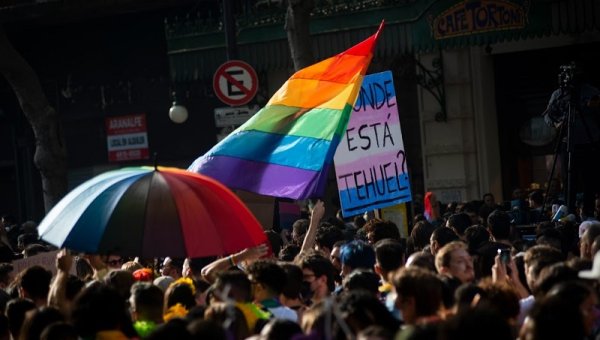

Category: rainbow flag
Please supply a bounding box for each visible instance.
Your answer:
[189,23,383,199]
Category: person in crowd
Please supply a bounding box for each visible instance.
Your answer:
[129,282,164,337]
[339,240,376,281]
[435,241,475,285]
[424,192,442,227]
[294,251,335,306]
[363,219,401,244]
[329,240,346,279]
[163,278,196,321]
[408,220,435,254]
[5,298,35,340]
[0,263,14,291]
[121,260,143,273]
[392,267,444,326]
[338,290,401,336]
[528,190,548,223]
[479,193,502,222]
[430,227,459,256]
[406,252,437,273]
[19,306,64,340]
[259,318,303,340]
[446,213,472,241]
[374,238,405,318]
[246,260,297,322]
[161,257,184,280]
[18,265,52,307]
[580,224,600,260]
[279,263,306,320]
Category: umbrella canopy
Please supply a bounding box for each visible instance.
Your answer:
[38,166,267,258]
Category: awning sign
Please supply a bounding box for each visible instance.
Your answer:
[105,114,150,162]
[334,71,412,217]
[431,0,529,40]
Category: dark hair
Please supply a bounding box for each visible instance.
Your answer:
[260,318,303,340]
[315,224,345,252]
[431,227,459,247]
[295,252,336,293]
[71,283,130,337]
[278,244,300,262]
[20,266,52,301]
[392,267,443,318]
[280,263,303,299]
[165,281,196,311]
[363,219,401,242]
[265,230,283,257]
[40,322,78,340]
[338,290,401,334]
[528,294,585,340]
[410,220,436,250]
[487,210,511,240]
[187,319,226,340]
[5,298,35,339]
[247,260,287,295]
[0,263,14,286]
[19,306,64,340]
[131,282,164,322]
[213,270,252,303]
[529,190,544,205]
[343,269,380,295]
[374,238,405,273]
[447,213,472,236]
[464,225,490,253]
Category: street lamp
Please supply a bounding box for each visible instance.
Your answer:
[169,91,188,123]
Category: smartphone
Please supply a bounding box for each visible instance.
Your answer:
[498,248,511,263]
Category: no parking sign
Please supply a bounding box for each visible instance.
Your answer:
[213,60,258,106]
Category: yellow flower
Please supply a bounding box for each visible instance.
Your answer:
[170,277,196,295]
[163,303,188,322]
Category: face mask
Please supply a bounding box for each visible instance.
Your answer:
[300,281,314,303]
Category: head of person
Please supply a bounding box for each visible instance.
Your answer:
[363,219,401,244]
[130,282,164,324]
[430,227,459,256]
[161,257,184,279]
[315,224,345,257]
[580,224,600,260]
[405,252,437,273]
[529,190,544,208]
[164,279,196,312]
[0,263,14,290]
[329,240,346,273]
[374,238,405,282]
[19,265,52,304]
[392,267,443,325]
[435,241,474,283]
[71,283,130,337]
[19,306,64,340]
[212,270,252,303]
[121,261,143,273]
[105,255,124,270]
[340,240,376,279]
[446,213,472,237]
[487,210,511,241]
[464,225,490,253]
[547,281,598,336]
[246,260,287,302]
[483,193,496,207]
[291,219,309,245]
[342,269,380,296]
[294,252,336,302]
[409,220,436,251]
[103,270,135,301]
[5,298,35,340]
[523,245,565,293]
[279,263,303,303]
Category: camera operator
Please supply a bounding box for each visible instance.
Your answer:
[542,62,600,220]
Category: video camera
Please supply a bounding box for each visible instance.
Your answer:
[558,62,577,90]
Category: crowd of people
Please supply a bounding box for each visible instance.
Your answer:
[0,187,599,339]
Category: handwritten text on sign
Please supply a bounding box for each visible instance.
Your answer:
[334,71,412,217]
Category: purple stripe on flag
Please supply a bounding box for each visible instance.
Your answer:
[191,155,327,199]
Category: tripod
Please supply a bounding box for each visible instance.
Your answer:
[542,65,600,216]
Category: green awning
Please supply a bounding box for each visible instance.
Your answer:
[166,0,600,82]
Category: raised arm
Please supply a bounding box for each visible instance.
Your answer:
[200,243,269,283]
[300,200,325,254]
[47,249,72,313]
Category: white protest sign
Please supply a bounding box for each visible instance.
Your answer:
[334,71,412,217]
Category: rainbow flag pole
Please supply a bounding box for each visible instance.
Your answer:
[189,22,384,199]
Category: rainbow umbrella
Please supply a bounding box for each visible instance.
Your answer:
[38,166,267,258]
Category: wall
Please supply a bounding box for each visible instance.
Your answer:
[417,47,502,205]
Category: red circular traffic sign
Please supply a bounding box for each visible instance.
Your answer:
[213,60,259,106]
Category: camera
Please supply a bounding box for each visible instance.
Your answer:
[558,63,576,89]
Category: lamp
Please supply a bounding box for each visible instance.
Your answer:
[169,91,188,123]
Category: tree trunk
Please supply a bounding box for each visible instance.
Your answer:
[285,0,314,71]
[0,27,67,213]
